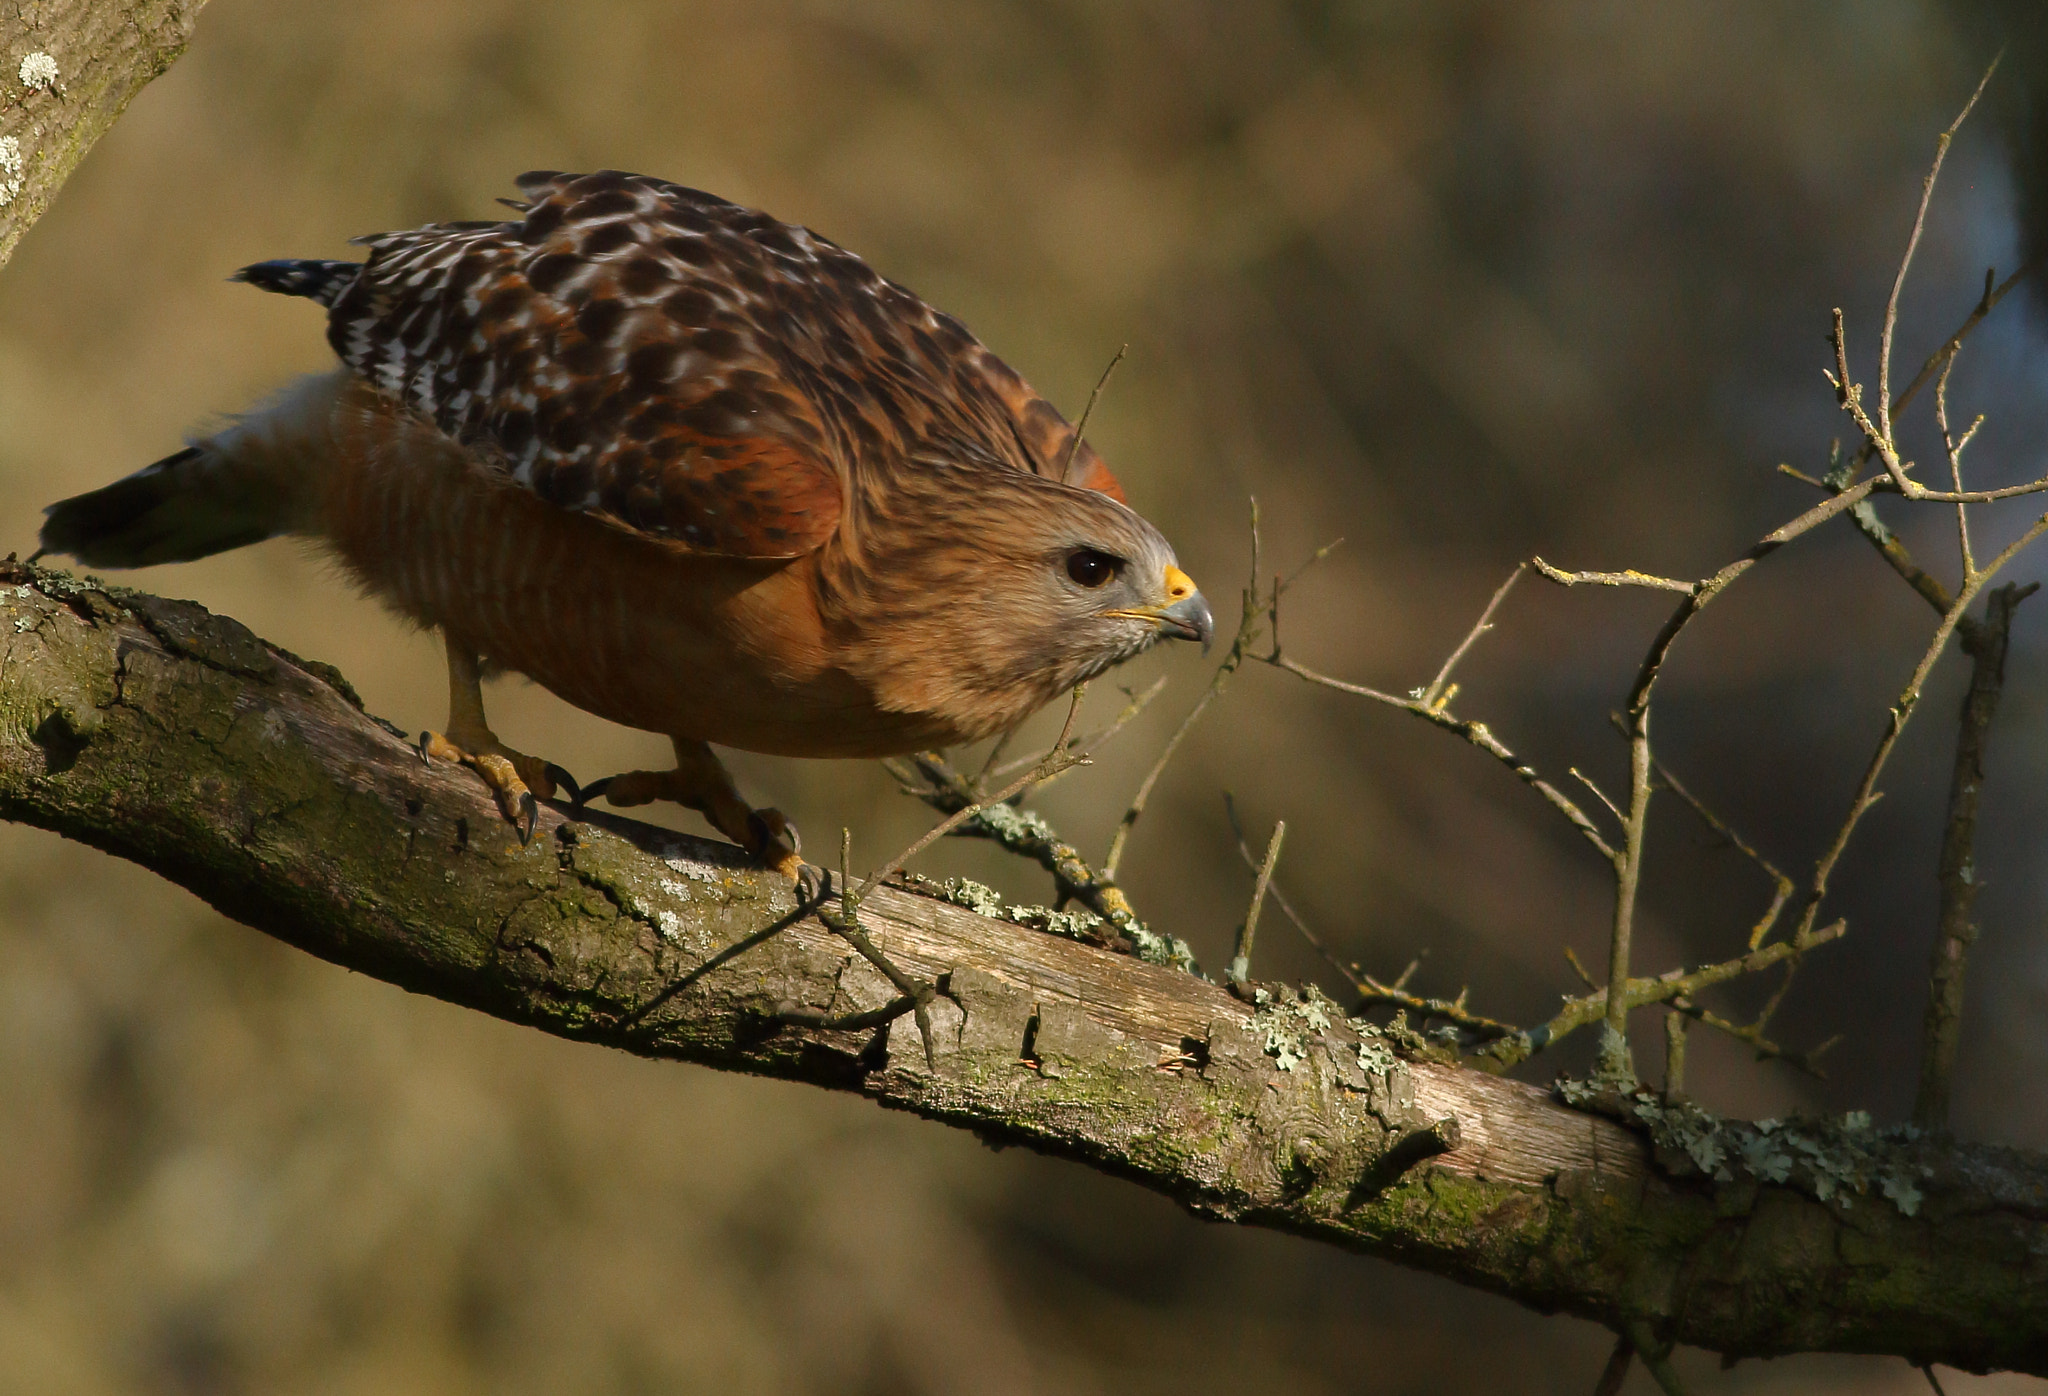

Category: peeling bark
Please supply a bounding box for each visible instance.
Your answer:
[0,564,2042,1374]
[0,0,206,273]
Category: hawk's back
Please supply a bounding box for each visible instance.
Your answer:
[313,170,1122,559]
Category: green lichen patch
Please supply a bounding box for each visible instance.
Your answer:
[922,873,1199,969]
[1249,985,1327,1070]
[1352,1023,1397,1079]
[1555,1082,1930,1216]
[1247,984,1402,1082]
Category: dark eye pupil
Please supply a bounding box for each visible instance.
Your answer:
[1067,550,1116,588]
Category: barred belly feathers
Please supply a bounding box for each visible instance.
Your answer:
[41,170,1214,877]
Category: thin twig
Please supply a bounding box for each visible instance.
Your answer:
[1561,476,2022,1067]
[1221,793,1368,996]
[1483,920,1847,1068]
[1594,1336,1635,1396]
[1533,559,1696,593]
[1601,697,1654,1081]
[1935,347,1979,579]
[1880,56,2000,458]
[1916,580,2036,1128]
[856,686,1087,902]
[974,727,1017,790]
[1824,262,2028,499]
[804,828,942,1069]
[1922,1363,1951,1396]
[1420,563,1526,707]
[1350,979,1523,1043]
[1059,343,1128,480]
[1218,796,1524,1041]
[1228,819,1286,984]
[1662,1009,1689,1102]
[1868,475,2048,504]
[890,746,1153,950]
[1271,656,1617,862]
[1623,725,1796,950]
[1104,498,1267,877]
[1564,946,1599,991]
[1887,263,2028,445]
[1793,513,2048,946]
[1571,767,1626,828]
[1821,438,1958,618]
[1268,468,1964,1072]
[984,675,1169,788]
[1626,1321,1693,1396]
[1265,560,1621,862]
[1669,997,1839,1078]
[1833,306,1916,494]
[1557,948,1828,1072]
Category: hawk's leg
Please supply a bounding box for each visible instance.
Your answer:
[584,738,804,882]
[418,635,575,844]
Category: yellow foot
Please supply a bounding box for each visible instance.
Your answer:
[419,730,576,844]
[583,763,803,883]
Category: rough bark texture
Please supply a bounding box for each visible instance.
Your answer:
[0,562,2042,1374]
[0,0,205,273]
[1916,582,2028,1127]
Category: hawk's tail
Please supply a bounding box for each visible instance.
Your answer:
[39,375,342,568]
[231,258,361,307]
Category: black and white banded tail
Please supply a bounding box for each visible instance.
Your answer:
[39,376,344,568]
[232,258,362,307]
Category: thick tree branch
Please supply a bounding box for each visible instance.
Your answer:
[0,0,208,273]
[0,564,2043,1375]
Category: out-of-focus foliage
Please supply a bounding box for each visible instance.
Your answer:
[1,1,2044,1390]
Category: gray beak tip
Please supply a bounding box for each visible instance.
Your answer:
[1161,591,1215,651]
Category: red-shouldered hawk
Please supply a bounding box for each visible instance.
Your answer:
[40,170,1213,879]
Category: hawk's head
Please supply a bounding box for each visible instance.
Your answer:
[830,468,1211,742]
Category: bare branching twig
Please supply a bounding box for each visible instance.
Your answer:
[1634,741,1795,950]
[1532,560,1695,593]
[1228,819,1286,985]
[1059,343,1128,480]
[1105,499,1296,876]
[1484,921,1847,1068]
[856,686,1089,902]
[1264,564,1619,863]
[1421,563,1525,707]
[1793,515,2048,949]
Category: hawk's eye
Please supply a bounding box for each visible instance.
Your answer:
[1065,549,1119,588]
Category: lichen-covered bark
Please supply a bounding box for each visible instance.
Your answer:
[0,0,205,272]
[0,563,2042,1375]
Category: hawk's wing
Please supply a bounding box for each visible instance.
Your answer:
[326,169,1121,557]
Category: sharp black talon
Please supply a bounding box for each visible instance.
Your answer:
[795,862,827,906]
[518,790,539,845]
[578,776,615,808]
[416,731,434,765]
[543,762,581,806]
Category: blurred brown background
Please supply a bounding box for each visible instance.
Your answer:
[3,1,2046,1391]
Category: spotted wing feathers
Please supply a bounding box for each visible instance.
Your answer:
[309,169,1120,556]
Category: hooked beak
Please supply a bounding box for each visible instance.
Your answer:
[1140,564,1215,652]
